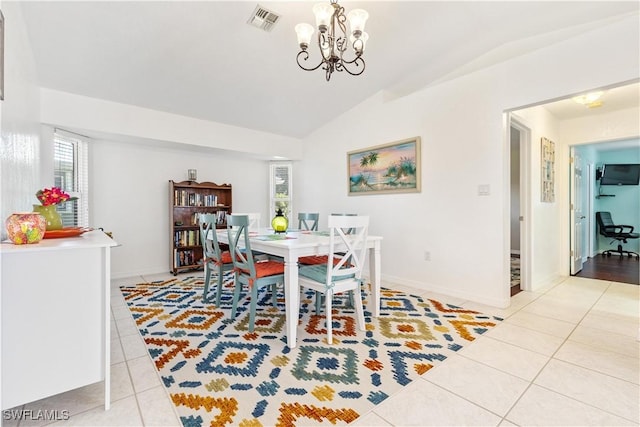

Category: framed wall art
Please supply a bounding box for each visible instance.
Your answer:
[347,136,421,195]
[541,137,555,203]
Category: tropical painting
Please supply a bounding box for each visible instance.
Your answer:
[347,137,421,195]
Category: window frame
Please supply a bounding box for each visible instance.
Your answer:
[53,129,89,227]
[269,162,292,221]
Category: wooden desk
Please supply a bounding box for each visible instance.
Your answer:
[218,229,382,348]
[1,230,117,410]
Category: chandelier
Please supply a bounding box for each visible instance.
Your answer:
[295,0,369,81]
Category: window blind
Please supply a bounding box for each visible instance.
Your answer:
[269,162,292,217]
[54,130,90,227]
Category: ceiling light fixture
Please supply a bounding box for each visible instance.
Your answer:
[295,0,369,81]
[573,91,604,108]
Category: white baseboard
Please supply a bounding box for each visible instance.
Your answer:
[379,273,511,309]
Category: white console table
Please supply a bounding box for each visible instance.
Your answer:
[1,230,117,410]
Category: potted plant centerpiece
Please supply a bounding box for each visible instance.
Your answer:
[33,187,77,230]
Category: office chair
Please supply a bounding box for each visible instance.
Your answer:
[595,212,639,259]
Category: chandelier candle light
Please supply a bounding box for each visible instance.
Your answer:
[295,0,369,81]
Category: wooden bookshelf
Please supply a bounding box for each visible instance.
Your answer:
[169,180,232,275]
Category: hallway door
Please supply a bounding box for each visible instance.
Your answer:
[570,150,586,275]
[510,116,530,292]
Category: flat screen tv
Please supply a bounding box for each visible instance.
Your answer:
[600,163,640,185]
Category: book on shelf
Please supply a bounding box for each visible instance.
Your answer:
[173,230,200,247]
[173,190,218,207]
[174,249,196,267]
[216,210,226,225]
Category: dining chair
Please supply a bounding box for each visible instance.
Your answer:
[231,212,260,231]
[297,212,326,268]
[300,213,358,312]
[298,214,369,344]
[227,214,284,331]
[298,212,319,231]
[299,213,358,312]
[331,213,357,235]
[198,213,235,306]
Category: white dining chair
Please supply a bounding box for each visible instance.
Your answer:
[298,214,369,344]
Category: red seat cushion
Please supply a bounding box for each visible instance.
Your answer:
[238,260,285,278]
[299,255,328,265]
[298,255,343,266]
[205,251,234,265]
[219,251,234,264]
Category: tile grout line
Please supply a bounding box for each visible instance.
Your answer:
[116,279,183,426]
[500,279,639,424]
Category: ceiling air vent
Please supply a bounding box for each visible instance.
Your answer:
[247,4,280,32]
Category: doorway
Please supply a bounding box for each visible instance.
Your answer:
[571,139,640,284]
[509,117,531,296]
[507,81,639,293]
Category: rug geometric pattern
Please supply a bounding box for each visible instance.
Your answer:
[120,274,502,427]
[511,256,521,288]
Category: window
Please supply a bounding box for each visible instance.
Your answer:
[53,130,89,227]
[269,162,292,220]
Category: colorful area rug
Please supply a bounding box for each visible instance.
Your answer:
[120,275,502,426]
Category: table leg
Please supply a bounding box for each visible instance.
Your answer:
[369,242,381,317]
[284,255,299,348]
[103,247,111,410]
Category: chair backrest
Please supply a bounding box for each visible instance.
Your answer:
[325,215,369,285]
[596,211,614,236]
[226,214,258,278]
[298,212,319,231]
[232,212,260,231]
[198,213,223,262]
[331,213,357,234]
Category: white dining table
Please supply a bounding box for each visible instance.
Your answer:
[217,228,382,348]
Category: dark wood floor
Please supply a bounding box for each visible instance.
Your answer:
[574,254,640,285]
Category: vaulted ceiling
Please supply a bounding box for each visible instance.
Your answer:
[19,1,640,139]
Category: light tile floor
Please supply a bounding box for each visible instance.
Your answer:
[5,274,638,426]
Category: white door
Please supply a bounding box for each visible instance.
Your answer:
[570,151,585,274]
[510,116,530,292]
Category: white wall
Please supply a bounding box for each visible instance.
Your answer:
[91,138,270,278]
[0,0,42,408]
[511,107,565,288]
[0,2,42,240]
[560,107,640,146]
[297,13,639,307]
[39,89,303,161]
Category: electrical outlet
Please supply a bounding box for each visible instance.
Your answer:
[478,184,490,196]
[424,251,431,261]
